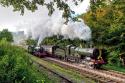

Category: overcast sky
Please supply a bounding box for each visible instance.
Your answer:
[0,0,90,32]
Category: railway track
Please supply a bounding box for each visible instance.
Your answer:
[31,58,74,83]
[44,57,125,83]
[98,69,125,80]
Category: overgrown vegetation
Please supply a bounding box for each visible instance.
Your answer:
[0,39,56,83]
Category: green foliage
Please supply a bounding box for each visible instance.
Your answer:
[0,0,83,22]
[83,0,125,47]
[0,29,13,42]
[26,38,37,46]
[0,39,54,83]
[103,64,125,73]
[41,35,86,47]
[108,50,121,67]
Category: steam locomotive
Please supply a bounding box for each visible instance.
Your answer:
[28,45,107,69]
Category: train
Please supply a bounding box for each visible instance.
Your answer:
[28,45,107,69]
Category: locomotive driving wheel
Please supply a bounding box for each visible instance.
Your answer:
[82,60,95,69]
[74,53,81,63]
[88,62,95,69]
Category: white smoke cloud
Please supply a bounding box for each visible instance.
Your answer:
[23,11,91,45]
[15,0,91,45]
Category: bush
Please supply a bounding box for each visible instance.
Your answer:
[108,50,122,67]
[0,29,13,42]
[0,39,51,83]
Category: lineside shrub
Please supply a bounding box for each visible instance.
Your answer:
[0,39,52,83]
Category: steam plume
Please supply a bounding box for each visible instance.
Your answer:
[25,12,91,45]
[15,0,91,45]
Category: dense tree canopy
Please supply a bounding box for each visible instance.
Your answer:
[83,0,125,48]
[0,29,13,42]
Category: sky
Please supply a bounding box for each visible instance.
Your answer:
[0,0,90,32]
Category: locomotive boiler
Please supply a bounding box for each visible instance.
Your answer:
[53,45,107,68]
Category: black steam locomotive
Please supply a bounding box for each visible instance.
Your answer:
[28,45,107,69]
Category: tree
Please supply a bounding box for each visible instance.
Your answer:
[0,0,83,22]
[41,35,86,47]
[83,0,125,46]
[26,38,37,46]
[0,29,13,42]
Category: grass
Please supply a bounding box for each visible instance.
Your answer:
[30,55,96,83]
[33,63,63,83]
[103,64,125,73]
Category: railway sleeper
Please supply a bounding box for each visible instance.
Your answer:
[43,58,125,83]
[85,74,106,83]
